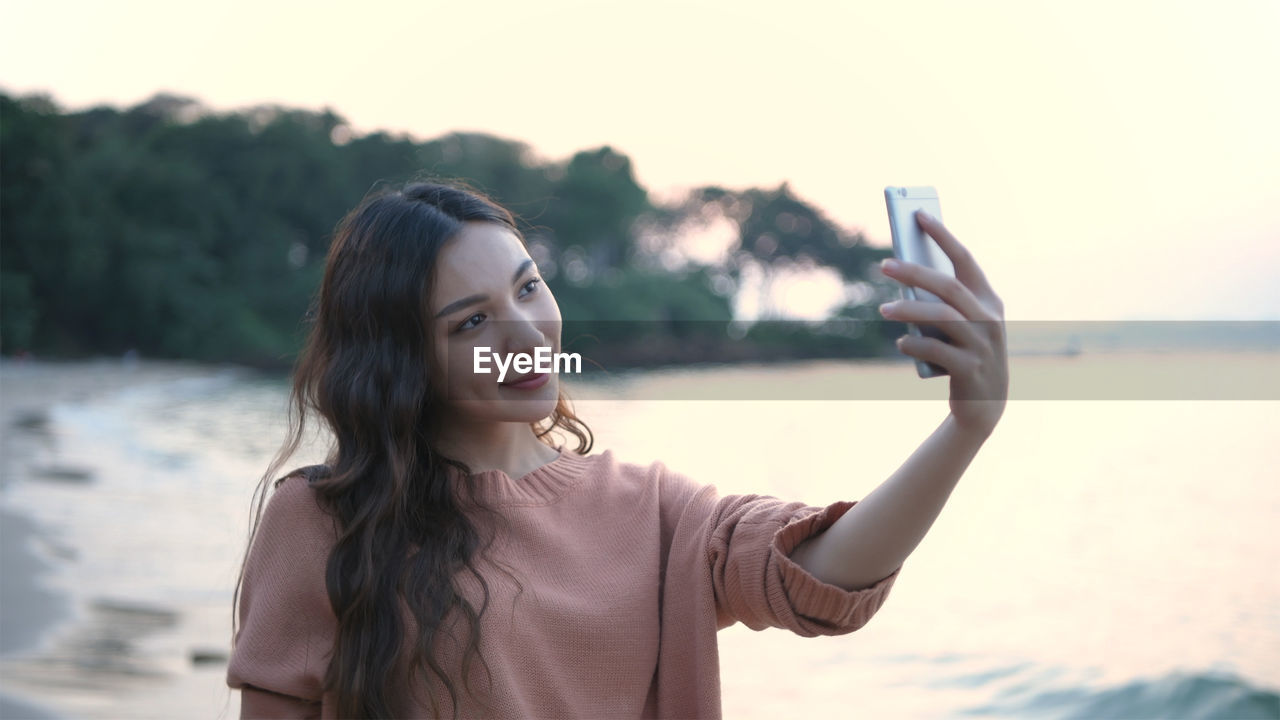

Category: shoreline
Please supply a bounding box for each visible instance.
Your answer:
[0,506,70,719]
[0,357,247,718]
[0,507,73,658]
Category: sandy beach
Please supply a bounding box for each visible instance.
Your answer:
[0,358,246,719]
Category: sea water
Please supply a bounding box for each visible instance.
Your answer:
[1,353,1277,719]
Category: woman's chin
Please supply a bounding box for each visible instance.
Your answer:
[449,376,562,424]
[488,394,560,424]
[509,396,561,424]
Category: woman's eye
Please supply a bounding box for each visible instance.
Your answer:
[451,279,539,332]
[457,313,485,331]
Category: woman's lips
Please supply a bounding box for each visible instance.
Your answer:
[501,372,550,390]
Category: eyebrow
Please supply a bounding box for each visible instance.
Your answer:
[434,259,536,319]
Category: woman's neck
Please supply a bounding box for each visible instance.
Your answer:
[434,421,560,479]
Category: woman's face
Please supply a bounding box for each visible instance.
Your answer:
[428,221,562,426]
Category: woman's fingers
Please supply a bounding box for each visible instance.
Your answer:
[896,332,972,374]
[880,259,995,323]
[878,299,987,350]
[913,211,1001,307]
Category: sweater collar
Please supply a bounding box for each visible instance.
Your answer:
[450,446,597,506]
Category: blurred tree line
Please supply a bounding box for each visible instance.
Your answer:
[1,91,905,369]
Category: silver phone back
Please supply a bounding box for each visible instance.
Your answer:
[884,186,953,377]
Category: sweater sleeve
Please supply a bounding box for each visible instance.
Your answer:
[660,466,901,637]
[227,475,338,717]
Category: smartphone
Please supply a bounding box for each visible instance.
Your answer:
[884,186,955,378]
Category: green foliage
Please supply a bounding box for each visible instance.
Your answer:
[680,182,889,281]
[552,266,732,349]
[1,91,893,366]
[539,146,649,274]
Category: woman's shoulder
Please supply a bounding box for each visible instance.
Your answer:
[239,469,339,611]
[573,448,664,480]
[273,463,330,492]
[255,466,339,544]
[576,449,707,499]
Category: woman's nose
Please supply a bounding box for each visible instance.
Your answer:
[500,312,550,357]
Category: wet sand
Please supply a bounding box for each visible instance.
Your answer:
[0,507,70,718]
[0,507,72,657]
[0,358,243,719]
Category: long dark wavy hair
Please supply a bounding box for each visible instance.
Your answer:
[231,179,593,718]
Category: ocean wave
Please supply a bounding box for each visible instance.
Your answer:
[963,668,1280,720]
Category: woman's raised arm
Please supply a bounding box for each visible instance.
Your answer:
[790,211,1008,591]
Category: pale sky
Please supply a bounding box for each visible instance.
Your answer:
[3,0,1277,321]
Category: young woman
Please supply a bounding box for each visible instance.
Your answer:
[226,181,1009,718]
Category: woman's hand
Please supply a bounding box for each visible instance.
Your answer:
[878,210,1008,438]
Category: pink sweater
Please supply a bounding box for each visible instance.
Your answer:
[227,448,901,718]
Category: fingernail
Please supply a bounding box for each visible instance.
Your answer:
[917,210,933,222]
[881,259,899,272]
